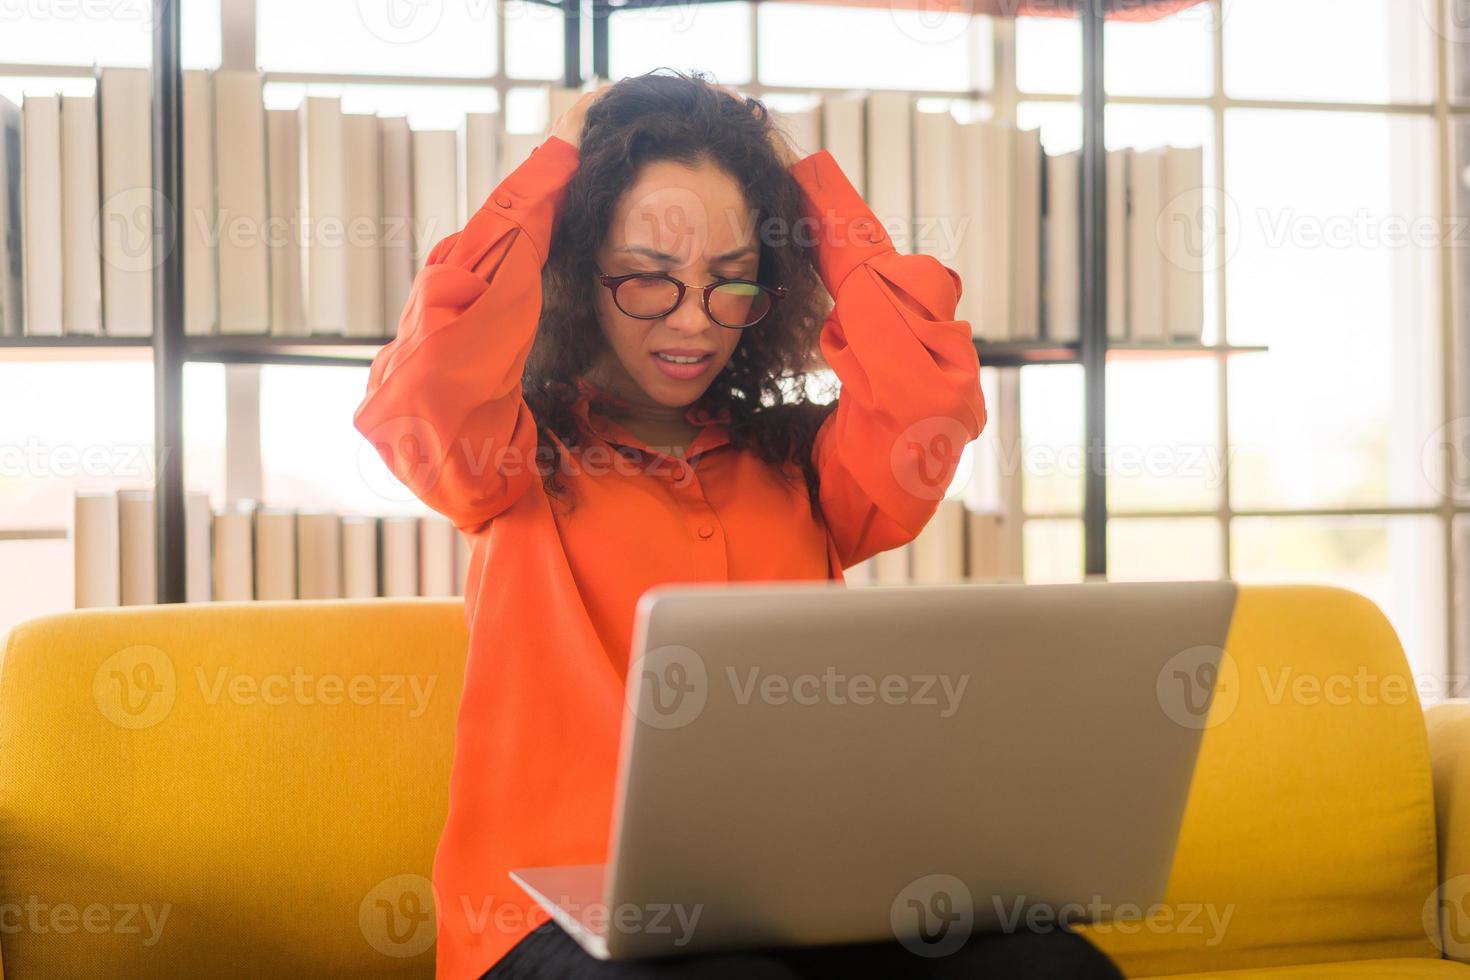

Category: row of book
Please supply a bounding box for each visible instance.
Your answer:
[0,76,1203,344]
[72,489,468,607]
[0,68,585,339]
[845,499,1015,585]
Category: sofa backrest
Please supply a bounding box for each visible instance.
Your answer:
[0,597,466,978]
[1078,585,1442,974]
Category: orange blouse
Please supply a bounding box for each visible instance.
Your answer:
[352,133,986,979]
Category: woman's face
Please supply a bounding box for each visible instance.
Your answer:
[590,157,759,409]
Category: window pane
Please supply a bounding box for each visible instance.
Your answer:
[1107,360,1222,512]
[1023,519,1083,583]
[758,4,983,91]
[1226,110,1440,509]
[1231,516,1447,694]
[1109,517,1223,582]
[1020,365,1083,516]
[0,539,72,638]
[505,0,565,81]
[260,366,426,517]
[0,0,217,68]
[1017,8,1216,98]
[614,3,752,86]
[1223,0,1434,104]
[258,0,497,77]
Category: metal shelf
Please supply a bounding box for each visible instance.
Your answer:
[971,340,1267,369]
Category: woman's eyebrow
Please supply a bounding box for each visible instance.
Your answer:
[614,244,758,264]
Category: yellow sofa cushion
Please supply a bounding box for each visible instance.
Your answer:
[0,597,466,978]
[1078,585,1443,975]
[1153,959,1470,979]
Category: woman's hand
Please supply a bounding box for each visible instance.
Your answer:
[712,83,800,168]
[548,82,614,150]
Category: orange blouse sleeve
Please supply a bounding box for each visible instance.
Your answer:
[786,149,987,570]
[352,135,581,534]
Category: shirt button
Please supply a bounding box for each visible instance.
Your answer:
[697,524,714,539]
[494,193,513,208]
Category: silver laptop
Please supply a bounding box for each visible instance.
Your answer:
[511,579,1237,961]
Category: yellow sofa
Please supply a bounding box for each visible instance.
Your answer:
[0,585,1468,978]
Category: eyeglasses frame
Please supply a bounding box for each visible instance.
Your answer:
[595,268,787,329]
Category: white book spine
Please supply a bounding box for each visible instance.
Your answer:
[254,508,297,600]
[343,113,385,339]
[873,543,910,585]
[380,515,420,598]
[341,516,380,598]
[964,120,1012,341]
[266,108,305,337]
[182,70,217,336]
[22,94,63,336]
[418,515,455,597]
[1127,147,1168,342]
[965,508,1005,579]
[412,130,461,273]
[300,96,347,335]
[185,490,212,602]
[1010,127,1043,341]
[496,132,541,184]
[1044,150,1080,343]
[845,556,875,586]
[0,95,22,336]
[458,111,498,223]
[865,91,912,255]
[772,103,822,161]
[215,70,271,335]
[914,109,962,280]
[60,94,101,336]
[297,510,343,599]
[98,67,153,337]
[1162,145,1206,343]
[911,497,965,583]
[820,93,866,198]
[454,529,471,596]
[1106,148,1130,341]
[117,488,156,605]
[379,116,413,338]
[73,490,120,608]
[212,507,254,601]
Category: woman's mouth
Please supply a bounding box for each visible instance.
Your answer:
[650,350,714,381]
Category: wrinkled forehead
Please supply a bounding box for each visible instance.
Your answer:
[603,159,761,267]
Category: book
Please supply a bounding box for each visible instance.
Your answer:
[1106,148,1131,341]
[117,488,155,605]
[845,556,875,586]
[411,129,459,273]
[454,529,470,596]
[22,93,62,336]
[73,490,120,608]
[212,504,254,601]
[297,510,342,599]
[182,69,217,335]
[343,112,384,339]
[418,515,455,597]
[865,91,912,255]
[1127,147,1168,342]
[820,93,866,197]
[457,111,497,222]
[98,67,153,337]
[300,96,347,335]
[1010,126,1043,341]
[379,116,413,336]
[215,70,271,335]
[1044,149,1080,343]
[961,119,1012,341]
[341,515,380,598]
[60,94,101,336]
[0,94,19,336]
[185,490,211,602]
[497,132,541,183]
[254,506,296,600]
[914,109,963,285]
[266,108,305,337]
[965,508,1005,579]
[872,543,910,585]
[380,515,419,597]
[772,102,822,160]
[911,497,965,583]
[1162,145,1206,343]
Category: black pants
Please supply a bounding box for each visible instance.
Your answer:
[481,920,1124,980]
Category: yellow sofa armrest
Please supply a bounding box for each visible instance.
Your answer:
[1426,700,1470,962]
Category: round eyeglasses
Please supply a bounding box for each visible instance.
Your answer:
[596,268,786,329]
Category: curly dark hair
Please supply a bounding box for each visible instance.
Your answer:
[523,68,839,519]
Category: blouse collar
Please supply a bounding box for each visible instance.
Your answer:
[571,375,731,434]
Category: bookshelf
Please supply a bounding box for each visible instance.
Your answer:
[3,0,1230,601]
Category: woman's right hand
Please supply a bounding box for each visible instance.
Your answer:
[549,82,614,150]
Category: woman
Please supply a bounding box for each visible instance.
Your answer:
[353,69,1122,980]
